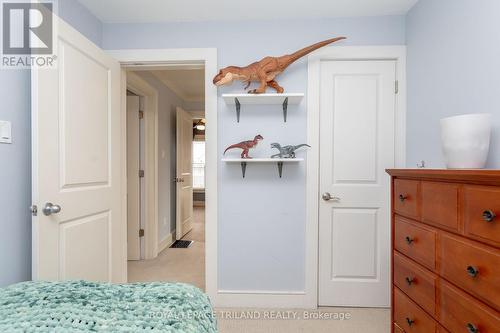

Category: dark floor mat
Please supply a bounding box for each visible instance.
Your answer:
[170,240,194,248]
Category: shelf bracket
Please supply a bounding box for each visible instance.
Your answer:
[277,162,284,178]
[240,161,247,178]
[235,98,241,123]
[282,97,288,122]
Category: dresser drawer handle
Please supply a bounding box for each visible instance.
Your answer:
[466,323,479,333]
[405,277,415,285]
[406,317,415,326]
[399,194,408,202]
[466,266,479,278]
[482,210,496,222]
[405,236,414,245]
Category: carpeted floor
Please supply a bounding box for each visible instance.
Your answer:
[216,307,390,333]
[127,206,205,290]
[128,207,391,332]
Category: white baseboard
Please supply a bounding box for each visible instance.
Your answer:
[213,290,316,309]
[158,232,174,254]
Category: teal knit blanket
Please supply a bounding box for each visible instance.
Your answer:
[0,280,217,332]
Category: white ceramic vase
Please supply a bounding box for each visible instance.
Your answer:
[440,114,491,169]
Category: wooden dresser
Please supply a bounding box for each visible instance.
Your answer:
[387,169,500,333]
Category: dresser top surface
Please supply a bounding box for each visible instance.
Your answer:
[386,169,500,184]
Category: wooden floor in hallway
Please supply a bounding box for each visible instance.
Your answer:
[128,206,205,290]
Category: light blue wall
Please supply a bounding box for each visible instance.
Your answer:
[0,71,32,287]
[103,16,406,291]
[0,0,104,287]
[59,0,103,47]
[406,0,500,168]
[3,0,498,292]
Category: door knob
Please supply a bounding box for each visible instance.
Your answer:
[322,193,340,202]
[43,203,61,216]
[405,277,415,286]
[466,323,479,333]
[406,318,415,326]
[466,265,479,278]
[482,210,496,222]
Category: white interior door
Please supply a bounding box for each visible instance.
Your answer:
[318,60,396,307]
[127,96,141,260]
[32,18,125,282]
[176,107,194,240]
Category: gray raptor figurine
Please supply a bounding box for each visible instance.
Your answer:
[270,143,311,158]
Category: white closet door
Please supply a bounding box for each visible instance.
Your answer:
[318,60,396,307]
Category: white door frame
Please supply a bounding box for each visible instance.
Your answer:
[109,48,218,302]
[306,46,406,308]
[126,72,159,260]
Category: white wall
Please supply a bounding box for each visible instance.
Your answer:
[103,16,406,292]
[406,0,500,168]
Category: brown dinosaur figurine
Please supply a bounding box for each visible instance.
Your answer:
[224,135,264,159]
[213,37,346,94]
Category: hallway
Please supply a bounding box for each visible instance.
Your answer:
[128,207,205,290]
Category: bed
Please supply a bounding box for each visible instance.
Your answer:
[0,280,217,332]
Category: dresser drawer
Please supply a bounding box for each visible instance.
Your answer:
[464,185,500,247]
[394,179,420,219]
[394,288,437,333]
[439,280,500,333]
[440,233,500,310]
[436,325,449,333]
[393,323,405,333]
[421,182,459,231]
[394,252,437,315]
[395,217,436,270]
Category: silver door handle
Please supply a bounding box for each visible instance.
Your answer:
[43,202,61,216]
[322,193,340,202]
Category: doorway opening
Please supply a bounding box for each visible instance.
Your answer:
[125,65,207,291]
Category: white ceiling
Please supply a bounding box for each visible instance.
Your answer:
[78,0,418,23]
[150,69,205,102]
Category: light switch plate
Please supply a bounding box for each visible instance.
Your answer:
[0,121,12,144]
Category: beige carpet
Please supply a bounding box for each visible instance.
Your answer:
[129,207,390,332]
[128,206,205,290]
[216,307,390,333]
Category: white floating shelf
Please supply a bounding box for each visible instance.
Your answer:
[222,93,304,122]
[222,158,303,163]
[222,158,303,178]
[223,93,304,105]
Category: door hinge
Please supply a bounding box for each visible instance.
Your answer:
[395,80,399,94]
[139,170,145,178]
[139,110,144,119]
[139,229,145,237]
[30,205,38,216]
